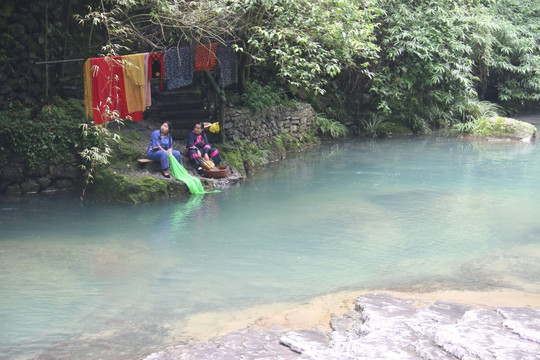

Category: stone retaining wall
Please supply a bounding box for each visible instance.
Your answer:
[0,152,81,196]
[223,104,316,145]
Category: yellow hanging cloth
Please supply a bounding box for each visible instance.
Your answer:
[83,59,93,119]
[122,54,147,114]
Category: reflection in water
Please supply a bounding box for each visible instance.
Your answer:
[170,195,204,232]
[1,122,540,359]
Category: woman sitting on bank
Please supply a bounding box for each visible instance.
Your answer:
[186,122,221,170]
[147,121,183,178]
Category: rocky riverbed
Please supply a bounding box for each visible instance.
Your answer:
[143,292,540,360]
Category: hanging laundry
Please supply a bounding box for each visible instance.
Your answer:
[90,56,129,123]
[143,53,152,107]
[216,40,238,88]
[122,53,147,118]
[194,43,217,71]
[148,52,164,90]
[83,59,93,119]
[164,47,195,90]
[89,56,143,123]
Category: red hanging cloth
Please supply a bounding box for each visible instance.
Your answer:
[194,43,217,71]
[90,56,142,123]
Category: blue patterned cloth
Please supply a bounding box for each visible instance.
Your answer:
[164,47,195,90]
[216,41,238,88]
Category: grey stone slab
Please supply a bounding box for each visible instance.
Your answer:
[143,293,540,360]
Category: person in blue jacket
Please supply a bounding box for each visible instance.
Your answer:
[186,122,221,170]
[147,121,183,178]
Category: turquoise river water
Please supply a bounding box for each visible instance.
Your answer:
[1,115,539,359]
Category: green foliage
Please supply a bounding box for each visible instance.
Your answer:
[489,0,540,108]
[452,99,503,134]
[370,0,481,132]
[314,114,348,139]
[308,88,355,124]
[369,0,539,131]
[75,0,539,135]
[76,0,236,55]
[79,0,380,95]
[234,139,271,169]
[78,117,123,199]
[359,113,389,138]
[0,97,120,199]
[453,116,537,139]
[239,0,381,94]
[219,145,246,174]
[0,98,85,168]
[240,81,286,112]
[455,99,506,123]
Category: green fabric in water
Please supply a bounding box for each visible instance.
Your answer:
[168,154,220,194]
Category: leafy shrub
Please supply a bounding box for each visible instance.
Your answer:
[456,99,506,123]
[240,81,286,112]
[0,97,118,199]
[0,98,85,168]
[359,113,390,138]
[454,117,521,137]
[453,100,506,134]
[234,140,270,169]
[314,114,348,139]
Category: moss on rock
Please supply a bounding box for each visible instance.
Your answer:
[473,117,537,142]
[220,145,247,176]
[90,168,189,203]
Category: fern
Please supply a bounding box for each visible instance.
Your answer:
[314,114,348,139]
[360,113,389,138]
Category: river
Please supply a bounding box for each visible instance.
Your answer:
[1,114,539,359]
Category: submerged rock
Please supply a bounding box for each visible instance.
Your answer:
[143,293,540,360]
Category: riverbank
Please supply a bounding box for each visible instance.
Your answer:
[144,289,540,359]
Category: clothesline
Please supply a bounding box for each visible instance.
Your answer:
[84,41,238,124]
[35,58,84,65]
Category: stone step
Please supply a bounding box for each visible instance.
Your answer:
[153,100,206,112]
[155,89,202,102]
[160,109,212,122]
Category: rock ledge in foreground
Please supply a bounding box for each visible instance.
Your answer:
[143,293,540,360]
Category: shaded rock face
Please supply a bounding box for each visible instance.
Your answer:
[143,293,540,360]
[0,150,81,196]
[0,1,93,108]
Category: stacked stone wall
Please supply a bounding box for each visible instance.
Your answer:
[223,104,316,145]
[0,152,81,196]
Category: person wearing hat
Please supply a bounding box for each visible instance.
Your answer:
[186,122,221,170]
[147,121,183,178]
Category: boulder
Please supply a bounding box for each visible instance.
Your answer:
[482,117,537,142]
[37,177,51,190]
[0,180,11,193]
[55,165,80,179]
[0,166,25,183]
[20,179,40,194]
[50,178,74,191]
[4,184,21,196]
